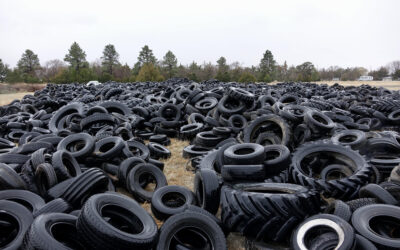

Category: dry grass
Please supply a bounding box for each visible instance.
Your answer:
[0,92,34,106]
[0,83,45,94]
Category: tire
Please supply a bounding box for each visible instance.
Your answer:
[263,145,291,176]
[304,110,335,133]
[151,185,196,221]
[118,157,145,185]
[48,103,84,133]
[243,114,292,146]
[0,200,33,250]
[319,164,353,180]
[22,213,84,250]
[35,163,58,197]
[0,189,45,214]
[180,123,204,139]
[352,204,400,249]
[148,142,171,160]
[346,198,378,212]
[99,101,131,115]
[127,163,168,202]
[291,214,354,250]
[94,136,125,159]
[57,133,95,159]
[195,131,223,148]
[221,183,321,242]
[77,192,158,250]
[0,163,27,190]
[157,211,226,250]
[32,198,72,218]
[61,168,109,208]
[182,145,210,159]
[308,232,338,250]
[324,200,352,222]
[193,169,220,215]
[354,234,377,250]
[290,141,372,200]
[227,87,255,103]
[359,183,398,205]
[223,143,265,165]
[126,140,150,160]
[221,164,266,182]
[331,129,367,150]
[51,150,81,182]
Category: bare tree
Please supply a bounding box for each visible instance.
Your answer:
[387,60,400,74]
[40,59,67,81]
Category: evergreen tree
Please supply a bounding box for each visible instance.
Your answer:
[215,56,231,82]
[259,50,276,82]
[17,49,41,75]
[137,45,157,66]
[64,42,88,71]
[162,50,178,78]
[101,44,120,75]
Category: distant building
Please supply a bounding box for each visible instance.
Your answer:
[382,76,392,81]
[332,78,340,81]
[359,75,373,81]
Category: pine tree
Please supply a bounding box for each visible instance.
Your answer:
[17,49,41,74]
[64,42,88,71]
[259,50,276,82]
[162,50,178,78]
[216,56,230,82]
[136,63,164,82]
[101,44,120,75]
[137,45,157,66]
[0,59,9,82]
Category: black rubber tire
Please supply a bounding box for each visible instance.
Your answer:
[223,143,265,165]
[354,234,377,250]
[0,189,45,214]
[48,103,84,133]
[35,163,58,197]
[126,140,150,160]
[99,101,131,115]
[263,145,291,176]
[221,183,321,242]
[151,185,196,221]
[127,163,168,202]
[324,200,352,222]
[118,157,145,185]
[180,123,204,139]
[77,192,158,250]
[157,211,226,250]
[331,129,367,150]
[243,114,292,146]
[61,168,109,208]
[23,213,83,250]
[359,183,398,205]
[0,163,27,190]
[290,141,372,200]
[184,204,229,236]
[193,169,220,215]
[195,131,223,148]
[292,214,354,250]
[32,198,72,218]
[304,110,335,133]
[221,164,266,182]
[352,204,400,249]
[94,136,125,159]
[51,150,81,182]
[148,142,171,160]
[57,133,95,159]
[346,198,378,212]
[227,87,255,103]
[0,200,33,250]
[80,113,115,130]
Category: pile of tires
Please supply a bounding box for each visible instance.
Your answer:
[1,79,400,249]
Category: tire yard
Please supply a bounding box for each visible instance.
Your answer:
[1,79,400,249]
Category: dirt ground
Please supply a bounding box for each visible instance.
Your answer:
[1,80,399,250]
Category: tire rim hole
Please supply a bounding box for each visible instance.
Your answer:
[0,212,19,248]
[369,216,400,239]
[101,205,144,234]
[170,227,212,249]
[50,222,86,250]
[161,192,186,208]
[338,135,357,143]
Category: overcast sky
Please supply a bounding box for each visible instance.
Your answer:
[0,0,399,70]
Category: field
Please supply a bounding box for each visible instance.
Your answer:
[1,80,399,250]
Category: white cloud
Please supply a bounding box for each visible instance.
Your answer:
[0,0,399,69]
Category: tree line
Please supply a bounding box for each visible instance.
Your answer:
[0,42,399,83]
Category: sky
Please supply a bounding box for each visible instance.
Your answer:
[0,0,399,70]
